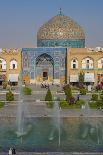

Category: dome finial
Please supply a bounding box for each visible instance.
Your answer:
[58,8,64,16]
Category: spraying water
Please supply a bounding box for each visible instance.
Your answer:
[16,72,27,137]
[49,99,61,147]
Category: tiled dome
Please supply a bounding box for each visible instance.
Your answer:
[37,10,85,47]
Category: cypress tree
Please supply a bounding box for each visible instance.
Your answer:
[45,88,52,101]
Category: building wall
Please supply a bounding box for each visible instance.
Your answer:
[0,49,21,82]
[67,48,103,85]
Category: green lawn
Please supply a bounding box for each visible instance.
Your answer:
[59,99,85,109]
[0,101,5,108]
[88,100,103,109]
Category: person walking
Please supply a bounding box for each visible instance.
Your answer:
[8,148,12,155]
[12,147,16,154]
[77,94,80,101]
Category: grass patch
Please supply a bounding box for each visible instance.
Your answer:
[0,101,5,108]
[88,100,103,109]
[59,99,85,109]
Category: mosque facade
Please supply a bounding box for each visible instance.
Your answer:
[22,10,86,84]
[0,10,103,86]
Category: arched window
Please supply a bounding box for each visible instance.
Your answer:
[71,58,78,69]
[0,58,6,70]
[10,59,17,69]
[82,57,93,69]
[98,58,103,69]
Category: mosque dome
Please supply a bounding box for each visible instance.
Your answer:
[37,9,85,48]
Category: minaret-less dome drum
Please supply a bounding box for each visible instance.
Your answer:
[37,9,85,48]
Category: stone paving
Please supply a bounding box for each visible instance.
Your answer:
[0,103,103,118]
[0,152,103,155]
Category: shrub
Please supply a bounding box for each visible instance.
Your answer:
[91,94,98,101]
[100,94,103,100]
[101,90,103,95]
[6,91,14,101]
[2,81,7,89]
[96,100,103,107]
[88,101,98,109]
[23,87,32,95]
[80,88,86,95]
[0,101,5,108]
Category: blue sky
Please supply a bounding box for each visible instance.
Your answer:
[0,0,102,48]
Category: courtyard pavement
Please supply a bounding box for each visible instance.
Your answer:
[0,152,103,155]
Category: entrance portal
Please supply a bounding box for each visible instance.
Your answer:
[36,53,54,82]
[43,71,48,80]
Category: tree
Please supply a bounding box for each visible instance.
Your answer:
[45,88,53,108]
[63,84,72,102]
[45,88,52,101]
[79,71,84,88]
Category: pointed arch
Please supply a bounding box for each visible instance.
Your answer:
[98,57,103,69]
[36,53,54,81]
[10,59,17,69]
[71,58,78,69]
[36,53,54,65]
[82,57,94,69]
[0,58,6,70]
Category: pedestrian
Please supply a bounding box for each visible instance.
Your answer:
[77,94,80,101]
[8,148,12,155]
[12,147,16,154]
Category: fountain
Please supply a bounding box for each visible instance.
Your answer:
[0,81,103,152]
[16,73,27,137]
[49,98,61,147]
[81,102,100,144]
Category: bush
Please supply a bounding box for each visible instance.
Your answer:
[0,101,5,108]
[100,94,103,100]
[89,100,103,109]
[88,101,98,108]
[80,88,86,95]
[2,81,7,89]
[91,94,98,101]
[101,90,103,95]
[23,87,32,95]
[6,91,14,101]
[96,100,103,106]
